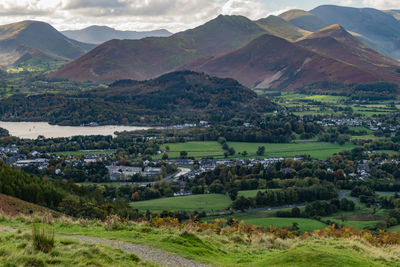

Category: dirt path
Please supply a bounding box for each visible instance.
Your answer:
[0,225,212,267]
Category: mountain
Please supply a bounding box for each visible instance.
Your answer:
[62,25,172,44]
[2,71,276,125]
[385,10,400,21]
[310,5,400,59]
[180,34,390,90]
[279,9,329,32]
[50,15,268,82]
[296,24,400,84]
[255,15,311,41]
[0,20,95,67]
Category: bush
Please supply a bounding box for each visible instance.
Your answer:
[32,224,54,253]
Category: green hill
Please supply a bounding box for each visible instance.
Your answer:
[279,9,329,32]
[255,15,311,41]
[1,71,277,125]
[0,20,95,69]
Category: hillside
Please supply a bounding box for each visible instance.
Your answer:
[0,20,95,68]
[296,24,400,84]
[311,5,400,59]
[279,9,329,32]
[0,193,59,217]
[49,15,268,82]
[62,25,172,44]
[1,71,276,125]
[255,15,311,41]
[180,34,383,90]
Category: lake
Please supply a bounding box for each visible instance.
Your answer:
[0,121,151,139]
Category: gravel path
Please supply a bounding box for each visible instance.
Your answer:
[72,235,212,267]
[0,225,212,267]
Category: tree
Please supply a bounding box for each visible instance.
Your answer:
[256,146,265,156]
[228,188,239,200]
[291,207,301,217]
[180,151,188,158]
[162,153,169,160]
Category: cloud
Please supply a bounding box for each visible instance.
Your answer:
[0,0,270,32]
[362,0,400,9]
[221,0,267,19]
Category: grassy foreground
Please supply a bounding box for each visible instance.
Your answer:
[0,229,151,267]
[1,214,400,267]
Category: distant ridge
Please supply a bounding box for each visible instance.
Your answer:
[310,5,400,59]
[62,26,172,44]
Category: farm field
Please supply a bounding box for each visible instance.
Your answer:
[159,141,357,160]
[227,141,357,160]
[131,194,232,213]
[159,141,224,159]
[275,92,399,118]
[205,210,326,232]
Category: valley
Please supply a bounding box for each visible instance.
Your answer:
[1,2,400,266]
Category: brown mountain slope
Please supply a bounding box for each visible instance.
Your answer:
[179,34,383,90]
[296,24,400,84]
[49,15,268,82]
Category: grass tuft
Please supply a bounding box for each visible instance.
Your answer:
[32,224,55,253]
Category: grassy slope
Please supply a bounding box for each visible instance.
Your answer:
[131,194,232,213]
[255,15,310,41]
[1,216,399,267]
[0,230,149,266]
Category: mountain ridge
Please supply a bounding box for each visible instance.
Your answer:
[50,15,268,82]
[180,33,384,90]
[62,25,172,44]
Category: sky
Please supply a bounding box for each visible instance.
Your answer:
[0,0,398,32]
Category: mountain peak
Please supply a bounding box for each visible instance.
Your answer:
[302,24,351,40]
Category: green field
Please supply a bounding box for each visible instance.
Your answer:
[228,141,357,160]
[276,92,399,118]
[205,209,325,232]
[244,217,326,232]
[131,194,232,213]
[389,224,400,233]
[160,141,224,159]
[160,141,357,160]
